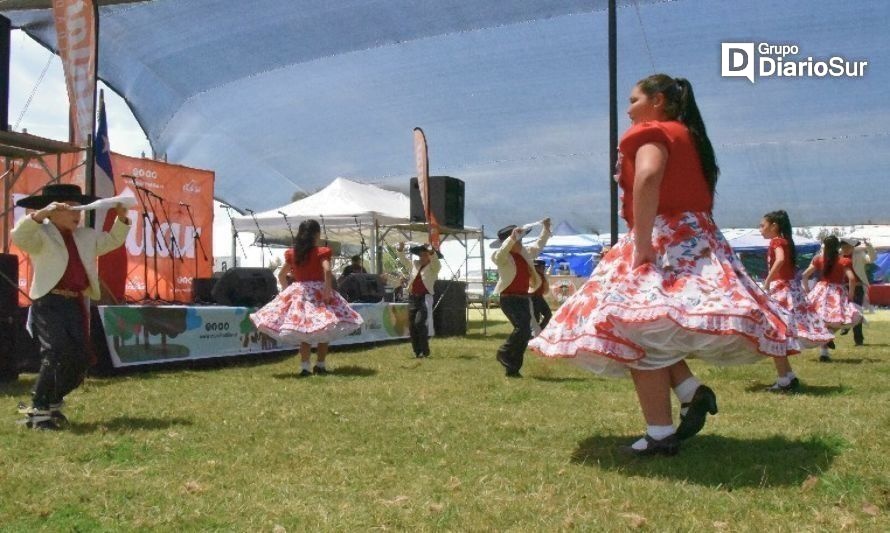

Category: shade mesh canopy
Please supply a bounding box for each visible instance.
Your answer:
[4,0,888,230]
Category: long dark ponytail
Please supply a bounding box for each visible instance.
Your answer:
[822,235,839,277]
[293,219,321,265]
[637,74,720,195]
[763,210,797,265]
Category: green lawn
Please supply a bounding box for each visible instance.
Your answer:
[1,310,888,531]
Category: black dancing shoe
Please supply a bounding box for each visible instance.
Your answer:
[839,328,849,336]
[620,433,680,457]
[298,369,313,377]
[312,365,329,375]
[826,340,836,349]
[505,370,523,378]
[767,377,800,393]
[819,354,832,362]
[676,385,718,440]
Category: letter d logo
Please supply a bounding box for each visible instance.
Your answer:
[722,42,755,83]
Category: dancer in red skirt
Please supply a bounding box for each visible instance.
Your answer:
[801,235,862,362]
[530,74,800,456]
[759,210,833,391]
[251,219,363,376]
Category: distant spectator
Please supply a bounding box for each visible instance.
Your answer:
[341,255,367,277]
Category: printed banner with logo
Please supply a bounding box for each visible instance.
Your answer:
[98,302,411,367]
[52,0,98,145]
[3,154,214,305]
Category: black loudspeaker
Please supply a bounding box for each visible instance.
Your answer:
[192,277,218,304]
[433,280,467,337]
[338,273,384,303]
[410,176,464,229]
[0,253,19,380]
[211,267,278,307]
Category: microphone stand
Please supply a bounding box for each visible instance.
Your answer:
[245,208,273,267]
[123,175,154,301]
[221,204,248,267]
[278,210,296,247]
[141,189,171,303]
[152,191,185,303]
[181,202,207,285]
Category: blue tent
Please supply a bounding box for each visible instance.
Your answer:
[873,252,890,283]
[533,221,603,277]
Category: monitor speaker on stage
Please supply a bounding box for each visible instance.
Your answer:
[210,267,278,307]
[192,277,218,304]
[410,176,464,229]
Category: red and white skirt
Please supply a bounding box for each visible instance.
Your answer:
[529,211,800,377]
[806,281,863,330]
[250,281,363,345]
[767,279,834,348]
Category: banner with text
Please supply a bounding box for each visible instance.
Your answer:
[98,302,411,367]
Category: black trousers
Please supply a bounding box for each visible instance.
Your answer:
[531,294,552,330]
[30,294,89,409]
[408,294,430,356]
[853,284,865,345]
[497,295,532,373]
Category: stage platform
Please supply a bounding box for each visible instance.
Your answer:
[97,302,411,368]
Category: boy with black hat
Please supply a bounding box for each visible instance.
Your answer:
[11,184,131,429]
[398,242,441,358]
[491,218,551,377]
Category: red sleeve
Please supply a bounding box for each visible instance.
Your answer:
[839,257,853,269]
[619,122,673,160]
[284,248,294,265]
[812,256,822,270]
[317,246,332,261]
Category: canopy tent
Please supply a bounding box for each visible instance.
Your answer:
[230,177,409,245]
[873,252,890,284]
[530,221,603,277]
[3,1,889,233]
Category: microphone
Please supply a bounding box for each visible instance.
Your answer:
[122,174,137,181]
[219,203,232,209]
[245,208,255,214]
[179,201,190,207]
[277,211,288,216]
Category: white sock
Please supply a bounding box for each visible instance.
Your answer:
[301,361,311,371]
[674,377,701,416]
[776,375,791,387]
[820,346,829,356]
[632,424,676,450]
[315,361,326,369]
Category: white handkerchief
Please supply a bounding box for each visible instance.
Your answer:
[71,193,138,212]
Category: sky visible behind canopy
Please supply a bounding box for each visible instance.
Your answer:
[4,0,889,234]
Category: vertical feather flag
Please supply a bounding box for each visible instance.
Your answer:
[51,0,98,146]
[95,90,128,302]
[413,127,439,249]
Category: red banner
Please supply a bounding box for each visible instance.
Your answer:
[4,155,214,305]
[413,127,439,248]
[52,0,98,146]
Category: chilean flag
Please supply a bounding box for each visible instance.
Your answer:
[95,90,128,302]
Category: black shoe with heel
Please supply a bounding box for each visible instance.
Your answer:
[676,385,718,440]
[620,433,680,457]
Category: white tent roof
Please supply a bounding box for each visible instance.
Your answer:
[231,177,410,244]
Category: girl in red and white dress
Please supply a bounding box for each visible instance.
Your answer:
[759,210,833,391]
[801,235,862,362]
[251,219,363,376]
[529,74,800,456]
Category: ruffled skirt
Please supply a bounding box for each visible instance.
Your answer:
[767,280,834,348]
[806,281,863,330]
[529,211,800,377]
[250,281,363,344]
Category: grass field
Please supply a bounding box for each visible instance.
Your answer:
[1,309,888,531]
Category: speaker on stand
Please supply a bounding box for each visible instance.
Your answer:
[410,176,465,229]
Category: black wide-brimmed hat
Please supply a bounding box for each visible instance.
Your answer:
[489,224,532,248]
[409,244,443,258]
[16,183,98,210]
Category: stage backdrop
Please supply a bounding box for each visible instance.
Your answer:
[4,153,214,304]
